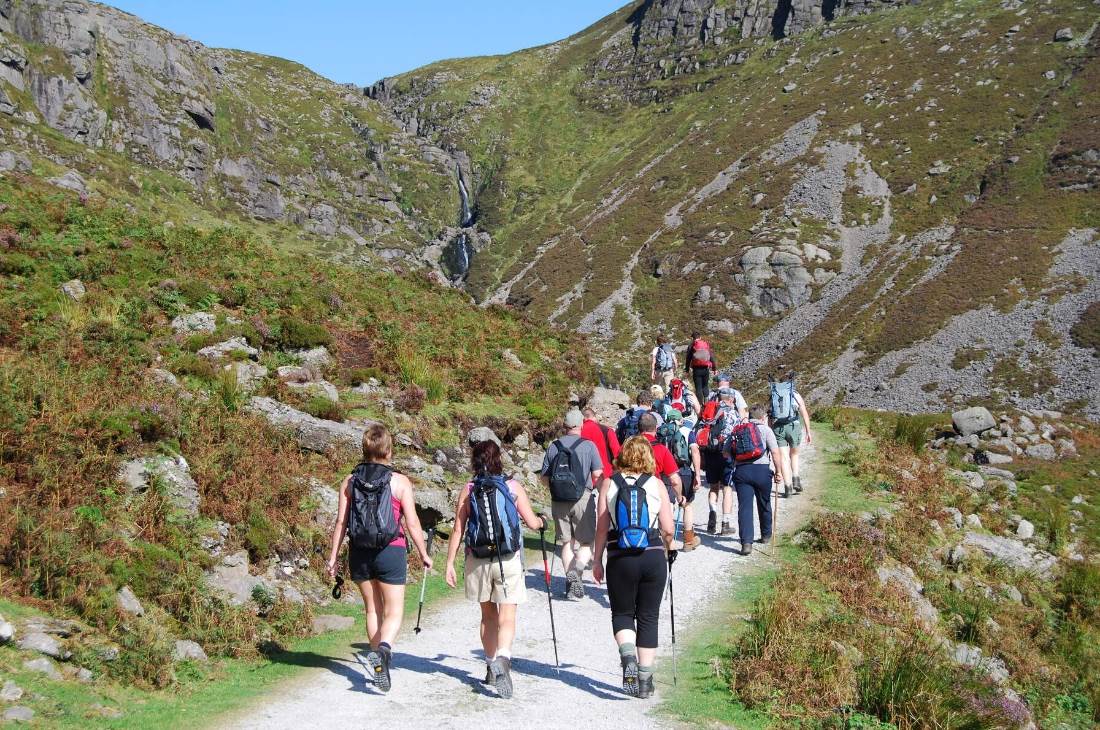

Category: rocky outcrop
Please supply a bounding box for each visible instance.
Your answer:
[116,455,200,515]
[247,396,373,454]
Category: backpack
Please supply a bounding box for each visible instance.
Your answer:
[668,379,694,416]
[655,343,675,371]
[610,474,659,550]
[730,422,765,463]
[347,463,402,550]
[547,439,588,502]
[694,400,721,451]
[657,421,691,467]
[770,378,798,426]
[690,338,712,368]
[465,474,523,559]
[616,408,643,443]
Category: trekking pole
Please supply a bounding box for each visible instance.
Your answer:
[667,550,678,686]
[539,524,561,672]
[413,527,435,635]
[772,472,779,550]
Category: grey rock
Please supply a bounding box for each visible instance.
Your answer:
[116,455,200,515]
[1057,439,1078,458]
[1025,443,1056,460]
[949,544,968,567]
[782,82,797,93]
[48,170,89,195]
[292,346,335,371]
[247,397,371,454]
[115,586,145,617]
[952,407,996,437]
[984,452,1014,464]
[172,639,208,662]
[205,551,269,607]
[0,151,31,173]
[949,642,1009,684]
[89,704,124,719]
[0,680,24,702]
[1016,519,1035,540]
[501,348,524,369]
[876,564,939,631]
[965,513,983,529]
[514,432,530,450]
[311,614,355,634]
[0,618,13,644]
[148,368,180,389]
[978,466,1016,483]
[276,365,315,383]
[944,507,964,530]
[962,532,1057,578]
[171,312,216,334]
[1016,415,1037,433]
[60,279,86,301]
[22,656,62,680]
[22,617,80,638]
[224,361,268,392]
[307,477,339,528]
[286,379,339,403]
[467,427,501,447]
[1054,27,1074,42]
[198,336,259,361]
[1000,584,1023,603]
[17,631,61,658]
[3,706,34,723]
[1070,494,1086,505]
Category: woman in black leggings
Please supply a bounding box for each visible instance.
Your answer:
[593,436,675,699]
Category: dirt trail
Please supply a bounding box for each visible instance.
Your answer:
[216,444,822,730]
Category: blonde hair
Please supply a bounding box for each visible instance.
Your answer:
[615,435,657,475]
[362,424,393,462]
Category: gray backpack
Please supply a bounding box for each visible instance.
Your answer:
[347,463,402,549]
[656,344,675,371]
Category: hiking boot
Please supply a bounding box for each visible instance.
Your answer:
[364,650,385,689]
[566,570,585,599]
[377,647,393,692]
[682,529,701,551]
[638,673,655,699]
[707,511,717,534]
[489,656,513,699]
[783,482,791,498]
[484,664,492,684]
[739,542,752,556]
[620,655,640,697]
[793,476,803,493]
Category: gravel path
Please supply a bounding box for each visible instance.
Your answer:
[217,444,821,730]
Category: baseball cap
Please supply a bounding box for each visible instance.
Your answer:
[718,387,735,398]
[564,409,584,428]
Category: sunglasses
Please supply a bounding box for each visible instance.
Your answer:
[331,574,344,600]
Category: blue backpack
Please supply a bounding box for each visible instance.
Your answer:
[770,378,798,426]
[616,408,643,443]
[465,474,522,560]
[611,474,659,550]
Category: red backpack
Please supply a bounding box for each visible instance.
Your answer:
[731,422,765,462]
[668,379,692,415]
[691,338,712,368]
[694,400,721,451]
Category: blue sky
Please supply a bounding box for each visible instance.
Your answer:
[106,1,628,84]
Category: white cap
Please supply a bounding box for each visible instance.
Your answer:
[564,409,584,428]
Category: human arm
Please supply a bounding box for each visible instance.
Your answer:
[796,393,812,444]
[650,348,657,380]
[736,391,749,421]
[592,478,612,585]
[325,475,352,577]
[690,443,703,489]
[669,470,684,505]
[397,475,432,570]
[444,487,471,588]
[656,477,675,546]
[607,427,621,461]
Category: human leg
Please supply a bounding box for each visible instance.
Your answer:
[734,477,756,546]
[752,469,773,540]
[606,551,642,696]
[634,550,668,697]
[356,579,383,649]
[777,445,792,496]
[376,580,407,646]
[479,601,499,660]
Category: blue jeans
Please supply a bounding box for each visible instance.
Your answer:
[733,463,773,544]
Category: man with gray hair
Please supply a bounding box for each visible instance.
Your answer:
[542,409,604,599]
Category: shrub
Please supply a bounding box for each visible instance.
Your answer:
[891,414,944,452]
[396,384,426,414]
[1059,562,1100,623]
[273,316,331,349]
[1070,302,1100,356]
[301,395,345,422]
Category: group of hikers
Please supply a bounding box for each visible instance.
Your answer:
[325,332,812,701]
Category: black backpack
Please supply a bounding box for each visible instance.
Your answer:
[616,408,643,443]
[548,439,587,502]
[347,463,402,549]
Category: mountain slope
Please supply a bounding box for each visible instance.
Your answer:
[372,0,1100,418]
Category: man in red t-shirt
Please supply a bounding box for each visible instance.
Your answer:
[580,407,620,479]
[638,412,683,505]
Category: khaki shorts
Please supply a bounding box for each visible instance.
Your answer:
[465,551,527,605]
[774,420,803,448]
[552,492,596,546]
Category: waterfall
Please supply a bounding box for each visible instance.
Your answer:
[443,166,475,282]
[458,170,473,227]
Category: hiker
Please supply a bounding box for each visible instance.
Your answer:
[444,439,546,699]
[592,435,676,699]
[325,424,433,693]
[769,376,813,497]
[661,377,700,418]
[663,409,702,550]
[650,336,678,389]
[638,412,684,512]
[696,387,744,535]
[616,391,664,443]
[581,406,620,478]
[684,332,715,401]
[541,409,604,599]
[705,375,748,419]
[727,405,781,555]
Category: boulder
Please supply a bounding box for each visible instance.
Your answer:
[170,312,216,334]
[17,631,62,658]
[224,361,268,392]
[205,551,269,607]
[1057,439,1078,458]
[311,614,355,635]
[962,532,1057,578]
[115,586,145,617]
[0,680,23,702]
[276,365,314,383]
[984,452,1013,465]
[0,151,31,173]
[965,514,983,529]
[467,427,501,447]
[587,386,631,425]
[292,346,334,371]
[876,564,939,631]
[172,639,208,662]
[198,336,259,361]
[3,706,34,723]
[59,279,86,301]
[1016,519,1035,540]
[22,657,62,680]
[247,397,370,454]
[307,478,339,528]
[0,617,13,644]
[414,487,454,530]
[286,379,339,403]
[1025,443,1056,461]
[501,349,524,369]
[148,368,180,389]
[1054,27,1074,41]
[48,170,88,195]
[952,407,996,437]
[949,642,1009,684]
[944,507,963,530]
[22,617,80,637]
[116,455,200,515]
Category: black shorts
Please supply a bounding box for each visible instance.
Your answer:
[348,544,407,585]
[702,451,728,487]
[678,466,697,502]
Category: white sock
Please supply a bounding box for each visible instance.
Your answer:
[497,648,511,659]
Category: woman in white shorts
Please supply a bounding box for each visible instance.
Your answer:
[444,439,545,699]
